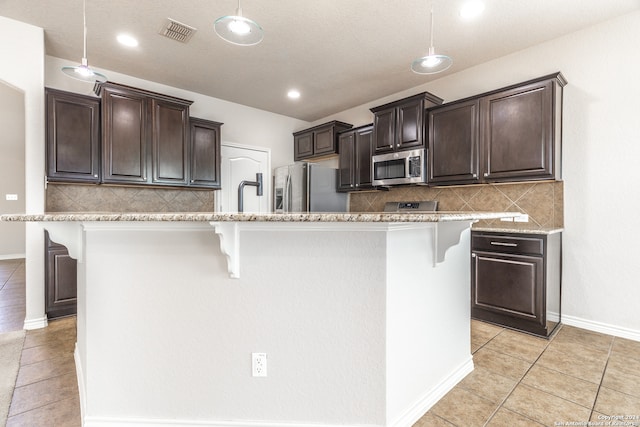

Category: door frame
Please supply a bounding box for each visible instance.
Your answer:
[215,141,272,213]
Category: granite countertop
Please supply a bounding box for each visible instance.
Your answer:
[471,225,563,235]
[0,211,520,223]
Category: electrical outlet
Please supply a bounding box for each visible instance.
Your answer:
[5,194,18,201]
[514,214,529,223]
[252,352,267,377]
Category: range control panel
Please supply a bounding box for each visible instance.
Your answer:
[383,200,438,212]
[398,202,420,210]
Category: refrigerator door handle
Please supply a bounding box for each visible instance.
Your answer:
[285,173,292,213]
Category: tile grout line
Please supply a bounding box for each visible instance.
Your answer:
[8,330,79,421]
[487,325,618,425]
[8,393,77,420]
[588,336,615,420]
[481,326,554,427]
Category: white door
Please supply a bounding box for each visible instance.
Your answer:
[217,143,271,213]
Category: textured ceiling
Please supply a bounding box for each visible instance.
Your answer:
[1,0,639,121]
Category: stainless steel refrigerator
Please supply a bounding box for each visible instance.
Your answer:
[273,163,348,213]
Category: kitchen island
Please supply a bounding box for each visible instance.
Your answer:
[1,211,518,427]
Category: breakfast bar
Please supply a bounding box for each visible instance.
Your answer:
[1,211,517,427]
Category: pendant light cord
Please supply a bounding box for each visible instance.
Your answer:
[82,0,87,59]
[429,6,435,50]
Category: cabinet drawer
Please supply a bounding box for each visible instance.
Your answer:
[472,234,543,255]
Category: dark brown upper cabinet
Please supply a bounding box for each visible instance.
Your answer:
[98,82,192,186]
[293,121,353,161]
[337,124,373,192]
[46,88,101,183]
[427,73,566,186]
[428,99,481,185]
[370,92,443,154]
[189,118,223,189]
[481,74,566,182]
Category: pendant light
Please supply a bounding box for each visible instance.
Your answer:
[61,0,107,83]
[411,5,452,75]
[214,0,264,46]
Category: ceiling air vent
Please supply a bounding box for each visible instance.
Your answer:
[158,18,197,43]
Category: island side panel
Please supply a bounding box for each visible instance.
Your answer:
[385,225,473,425]
[77,223,387,425]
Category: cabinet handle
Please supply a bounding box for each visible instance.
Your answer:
[472,173,477,178]
[94,174,98,178]
[490,241,518,247]
[484,173,489,177]
[389,144,393,148]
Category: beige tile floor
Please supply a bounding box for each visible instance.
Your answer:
[0,259,80,426]
[2,258,640,427]
[415,320,640,427]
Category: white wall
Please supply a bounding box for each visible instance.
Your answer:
[318,11,640,339]
[45,56,309,173]
[0,82,26,258]
[0,16,47,328]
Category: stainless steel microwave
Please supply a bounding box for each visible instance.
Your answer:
[372,148,426,186]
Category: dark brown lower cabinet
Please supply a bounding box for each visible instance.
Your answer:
[45,231,77,319]
[471,231,561,337]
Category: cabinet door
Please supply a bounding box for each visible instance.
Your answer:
[46,88,100,183]
[481,80,554,181]
[355,127,373,188]
[102,88,148,183]
[428,100,480,185]
[337,132,355,191]
[396,99,423,150]
[294,132,313,161]
[373,107,396,153]
[189,118,222,188]
[45,232,77,319]
[152,98,189,186]
[472,251,544,325]
[313,127,335,156]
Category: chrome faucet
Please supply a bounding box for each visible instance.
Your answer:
[237,173,263,213]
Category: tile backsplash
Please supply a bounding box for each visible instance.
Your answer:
[46,183,215,212]
[350,181,563,229]
[47,181,563,230]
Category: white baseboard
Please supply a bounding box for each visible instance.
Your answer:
[0,254,25,260]
[23,316,47,330]
[74,345,87,426]
[82,417,380,427]
[389,357,474,427]
[562,314,640,342]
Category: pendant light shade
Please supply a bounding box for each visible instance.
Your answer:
[411,6,452,75]
[214,0,263,46]
[61,0,107,83]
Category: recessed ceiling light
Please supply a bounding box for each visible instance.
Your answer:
[287,89,301,99]
[460,0,485,20]
[117,34,139,47]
